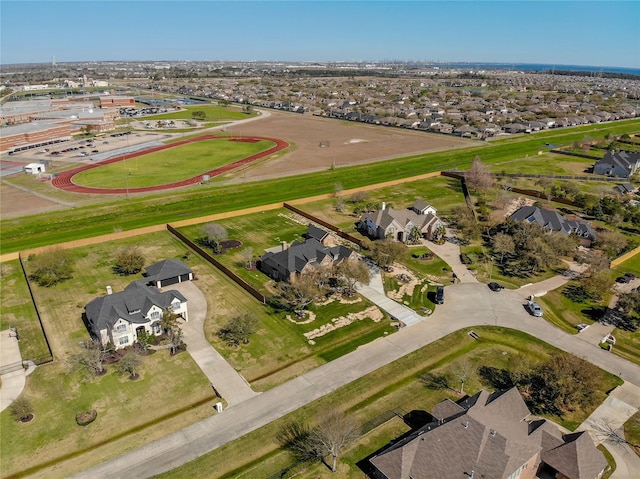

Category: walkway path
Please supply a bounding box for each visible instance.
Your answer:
[70,276,640,479]
[356,265,424,326]
[165,282,258,406]
[425,232,479,284]
[0,329,36,413]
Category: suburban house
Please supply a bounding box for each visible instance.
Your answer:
[85,259,192,350]
[357,200,443,242]
[510,205,596,246]
[258,226,358,282]
[593,151,640,178]
[369,388,607,479]
[143,258,194,288]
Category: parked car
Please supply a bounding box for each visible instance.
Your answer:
[435,285,445,304]
[527,300,543,317]
[488,282,504,292]
[91,149,99,153]
[624,272,637,280]
[616,276,631,284]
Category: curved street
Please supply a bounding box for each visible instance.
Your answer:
[70,266,640,479]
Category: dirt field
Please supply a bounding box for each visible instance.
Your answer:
[0,182,66,219]
[224,111,472,181]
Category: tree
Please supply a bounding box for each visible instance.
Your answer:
[117,351,142,377]
[70,340,108,376]
[452,361,471,395]
[113,247,145,275]
[450,206,479,241]
[168,326,184,355]
[241,247,255,269]
[595,229,628,260]
[580,269,614,302]
[81,124,94,136]
[369,239,406,268]
[10,397,34,422]
[492,233,515,262]
[464,155,494,192]
[201,222,228,254]
[217,313,259,347]
[335,259,371,294]
[242,104,253,114]
[312,407,359,473]
[615,289,640,317]
[277,421,323,463]
[28,248,74,287]
[136,329,153,351]
[275,275,321,312]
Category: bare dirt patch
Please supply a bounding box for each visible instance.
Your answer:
[1,182,65,218]
[226,111,472,181]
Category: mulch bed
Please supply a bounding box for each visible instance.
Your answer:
[220,239,242,250]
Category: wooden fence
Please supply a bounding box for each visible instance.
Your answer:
[166,224,266,304]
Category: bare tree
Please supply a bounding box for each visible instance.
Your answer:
[590,418,640,449]
[117,351,142,378]
[113,246,145,275]
[201,222,228,253]
[452,361,471,395]
[70,340,108,376]
[217,313,259,346]
[312,407,359,473]
[241,247,254,269]
[464,155,495,192]
[335,259,371,294]
[276,275,321,312]
[277,421,323,463]
[492,233,515,262]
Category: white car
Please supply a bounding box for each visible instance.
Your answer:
[527,300,543,317]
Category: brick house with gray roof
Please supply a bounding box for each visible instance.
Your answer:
[510,205,595,247]
[358,202,443,243]
[369,388,606,479]
[258,227,358,283]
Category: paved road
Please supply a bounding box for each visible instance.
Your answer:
[165,282,258,406]
[70,277,640,479]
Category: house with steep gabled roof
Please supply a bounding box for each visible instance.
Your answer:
[358,202,443,243]
[369,388,607,479]
[85,281,188,350]
[510,205,595,246]
[593,151,640,178]
[258,230,358,283]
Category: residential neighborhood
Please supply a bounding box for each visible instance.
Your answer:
[1,59,640,479]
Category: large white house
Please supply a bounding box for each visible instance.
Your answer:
[85,259,193,350]
[85,281,188,350]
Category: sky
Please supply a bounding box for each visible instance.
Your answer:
[1,1,639,69]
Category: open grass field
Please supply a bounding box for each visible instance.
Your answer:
[490,151,597,176]
[155,327,622,479]
[0,260,50,363]
[142,104,254,121]
[2,118,638,254]
[71,138,274,189]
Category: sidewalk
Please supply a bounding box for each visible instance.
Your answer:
[0,330,27,412]
[165,283,258,406]
[356,267,424,326]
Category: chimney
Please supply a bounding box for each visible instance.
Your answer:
[281,241,287,251]
[106,285,113,295]
[381,202,386,210]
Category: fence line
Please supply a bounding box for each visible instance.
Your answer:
[282,203,363,247]
[166,224,266,304]
[610,246,640,268]
[17,253,54,364]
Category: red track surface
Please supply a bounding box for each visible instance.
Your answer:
[51,135,289,194]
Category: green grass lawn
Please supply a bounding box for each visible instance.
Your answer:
[155,327,622,479]
[490,151,597,176]
[624,411,640,458]
[537,289,606,334]
[0,350,214,479]
[3,120,639,254]
[72,138,273,188]
[141,104,254,121]
[0,260,50,363]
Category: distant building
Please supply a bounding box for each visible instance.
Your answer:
[510,205,595,246]
[99,96,135,108]
[593,151,640,178]
[24,163,46,174]
[369,388,607,479]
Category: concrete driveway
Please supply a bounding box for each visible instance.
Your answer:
[0,330,26,412]
[165,282,258,406]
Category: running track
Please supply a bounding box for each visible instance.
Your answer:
[51,135,289,194]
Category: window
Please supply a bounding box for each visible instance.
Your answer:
[118,336,129,346]
[150,311,161,320]
[115,323,127,333]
